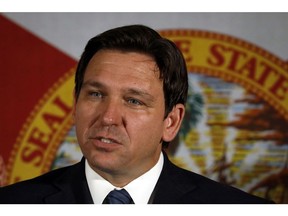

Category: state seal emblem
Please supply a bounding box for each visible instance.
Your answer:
[3,28,288,203]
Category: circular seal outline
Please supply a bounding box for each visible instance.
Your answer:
[6,29,288,185]
[160,29,288,121]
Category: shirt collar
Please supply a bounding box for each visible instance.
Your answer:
[85,152,164,204]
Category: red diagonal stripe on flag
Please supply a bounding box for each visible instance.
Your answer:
[0,15,77,168]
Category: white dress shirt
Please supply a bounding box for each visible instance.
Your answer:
[85,153,164,204]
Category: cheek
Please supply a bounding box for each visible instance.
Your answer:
[128,115,165,145]
[75,102,96,122]
[74,105,94,139]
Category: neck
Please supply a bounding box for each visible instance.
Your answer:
[91,153,161,188]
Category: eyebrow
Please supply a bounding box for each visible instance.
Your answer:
[82,80,156,103]
[125,88,156,103]
[82,80,104,89]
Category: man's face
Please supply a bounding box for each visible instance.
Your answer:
[74,50,174,183]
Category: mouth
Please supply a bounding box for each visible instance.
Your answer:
[88,135,122,149]
[98,137,118,144]
[89,136,121,152]
[86,128,124,150]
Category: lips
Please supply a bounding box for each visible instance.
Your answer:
[87,127,124,146]
[99,137,118,144]
[87,136,121,152]
[88,135,121,145]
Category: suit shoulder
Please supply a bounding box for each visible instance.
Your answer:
[0,162,81,203]
[166,160,274,204]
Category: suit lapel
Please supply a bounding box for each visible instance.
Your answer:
[44,158,94,204]
[151,152,198,204]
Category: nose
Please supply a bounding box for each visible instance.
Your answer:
[99,98,122,126]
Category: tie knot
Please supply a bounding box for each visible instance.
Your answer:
[103,189,134,204]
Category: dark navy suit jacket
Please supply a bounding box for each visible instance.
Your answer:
[0,152,273,204]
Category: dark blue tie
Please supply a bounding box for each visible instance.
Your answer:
[102,189,134,204]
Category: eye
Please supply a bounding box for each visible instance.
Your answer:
[89,91,103,98]
[127,98,143,106]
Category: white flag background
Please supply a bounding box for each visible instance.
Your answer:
[4,13,288,60]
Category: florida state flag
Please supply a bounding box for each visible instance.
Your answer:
[0,14,77,185]
[1,14,287,204]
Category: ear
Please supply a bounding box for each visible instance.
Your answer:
[162,104,185,142]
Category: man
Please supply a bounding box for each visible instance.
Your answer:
[0,25,273,204]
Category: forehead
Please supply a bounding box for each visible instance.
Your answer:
[88,49,158,71]
[84,50,161,83]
